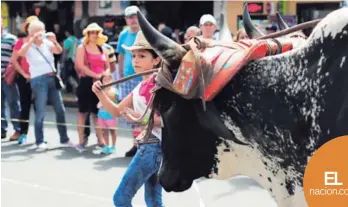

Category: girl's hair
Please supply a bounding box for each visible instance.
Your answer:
[145,49,159,58]
[145,49,161,68]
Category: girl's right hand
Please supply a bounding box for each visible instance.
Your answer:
[92,81,103,95]
[23,73,30,81]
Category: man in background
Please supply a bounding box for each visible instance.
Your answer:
[199,14,217,40]
[1,21,21,141]
[116,5,141,157]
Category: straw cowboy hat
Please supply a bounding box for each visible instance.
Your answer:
[21,15,39,32]
[82,22,108,45]
[122,31,153,51]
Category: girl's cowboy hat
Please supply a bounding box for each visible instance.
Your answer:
[82,22,108,45]
[122,31,153,51]
[21,16,39,32]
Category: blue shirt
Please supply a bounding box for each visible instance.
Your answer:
[116,29,141,80]
[98,89,119,120]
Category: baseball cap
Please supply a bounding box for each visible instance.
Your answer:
[200,14,217,25]
[125,6,139,17]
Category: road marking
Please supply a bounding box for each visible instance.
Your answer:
[2,177,146,207]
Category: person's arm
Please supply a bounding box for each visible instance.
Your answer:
[121,107,162,127]
[18,36,36,57]
[116,32,125,79]
[11,50,30,80]
[75,45,101,79]
[92,80,133,117]
[46,32,63,54]
[118,54,124,79]
[103,49,111,74]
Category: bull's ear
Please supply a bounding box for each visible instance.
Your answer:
[276,12,289,30]
[137,11,186,70]
[242,3,265,39]
[193,101,249,146]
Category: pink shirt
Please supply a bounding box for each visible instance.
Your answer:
[84,48,106,75]
[13,38,30,74]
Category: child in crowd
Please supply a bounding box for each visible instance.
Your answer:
[96,74,118,154]
[92,31,164,207]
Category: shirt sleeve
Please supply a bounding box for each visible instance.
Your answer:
[63,38,72,50]
[116,31,125,54]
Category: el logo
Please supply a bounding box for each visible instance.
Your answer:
[304,135,348,207]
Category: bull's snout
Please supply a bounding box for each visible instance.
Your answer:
[159,162,193,192]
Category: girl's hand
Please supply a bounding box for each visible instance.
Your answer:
[120,108,141,123]
[46,32,57,42]
[92,81,103,95]
[23,73,30,81]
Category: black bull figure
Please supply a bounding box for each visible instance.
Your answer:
[135,7,348,207]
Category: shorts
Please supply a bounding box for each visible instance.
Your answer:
[77,77,99,114]
[98,117,117,129]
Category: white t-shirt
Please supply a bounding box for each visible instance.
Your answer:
[132,81,162,140]
[26,39,56,78]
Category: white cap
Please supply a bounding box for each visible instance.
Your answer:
[199,14,217,25]
[125,6,139,17]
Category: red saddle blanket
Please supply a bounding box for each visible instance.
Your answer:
[172,38,293,101]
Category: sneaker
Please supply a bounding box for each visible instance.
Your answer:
[76,144,87,153]
[61,140,75,148]
[36,143,48,151]
[95,144,105,150]
[9,131,21,141]
[108,146,116,154]
[1,131,6,139]
[18,134,28,145]
[100,146,110,154]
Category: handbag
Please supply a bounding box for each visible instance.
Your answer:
[35,46,65,90]
[2,62,17,85]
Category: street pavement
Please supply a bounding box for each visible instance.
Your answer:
[1,106,277,207]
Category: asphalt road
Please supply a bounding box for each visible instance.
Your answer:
[1,106,277,207]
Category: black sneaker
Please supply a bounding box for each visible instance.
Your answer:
[125,145,137,157]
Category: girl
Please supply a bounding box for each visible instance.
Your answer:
[96,74,118,154]
[92,31,164,207]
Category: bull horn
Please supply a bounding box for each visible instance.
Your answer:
[219,13,233,42]
[137,11,186,69]
[242,3,265,39]
[276,12,289,30]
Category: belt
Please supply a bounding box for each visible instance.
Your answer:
[46,72,55,77]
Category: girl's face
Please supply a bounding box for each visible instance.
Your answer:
[132,49,160,73]
[88,31,99,42]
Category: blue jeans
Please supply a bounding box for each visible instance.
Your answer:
[30,75,69,145]
[1,78,21,133]
[113,143,164,207]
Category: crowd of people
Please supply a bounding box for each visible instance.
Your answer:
[1,5,256,206]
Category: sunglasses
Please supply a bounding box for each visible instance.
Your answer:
[88,31,99,35]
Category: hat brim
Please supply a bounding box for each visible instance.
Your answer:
[122,44,152,51]
[82,34,108,46]
[83,28,103,36]
[21,23,29,32]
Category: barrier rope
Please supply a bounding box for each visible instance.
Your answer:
[0,117,137,132]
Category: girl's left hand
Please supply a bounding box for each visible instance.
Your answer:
[120,108,141,123]
[46,32,57,42]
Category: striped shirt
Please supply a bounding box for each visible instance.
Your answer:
[102,43,117,64]
[1,32,17,73]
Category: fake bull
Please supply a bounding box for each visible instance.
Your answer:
[133,6,348,207]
